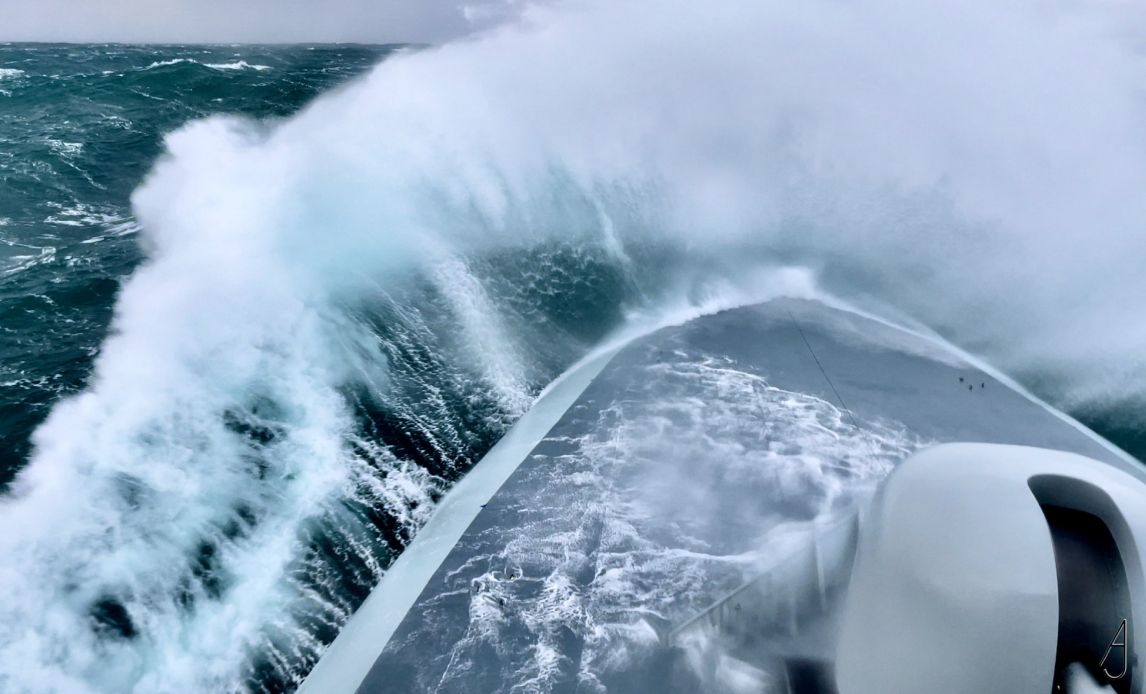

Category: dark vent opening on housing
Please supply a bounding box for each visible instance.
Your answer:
[1039,504,1133,693]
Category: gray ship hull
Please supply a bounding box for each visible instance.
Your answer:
[303,298,1141,693]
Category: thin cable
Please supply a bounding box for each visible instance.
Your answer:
[786,308,862,433]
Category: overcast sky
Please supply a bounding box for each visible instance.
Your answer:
[1,0,521,44]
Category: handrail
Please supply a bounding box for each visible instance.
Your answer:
[665,512,860,647]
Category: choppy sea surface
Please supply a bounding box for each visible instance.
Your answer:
[0,43,636,692]
[0,39,1143,693]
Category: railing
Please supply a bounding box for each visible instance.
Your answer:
[665,512,860,648]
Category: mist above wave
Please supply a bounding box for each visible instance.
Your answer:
[143,0,1146,403]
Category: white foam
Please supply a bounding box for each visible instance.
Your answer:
[299,344,620,693]
[205,61,271,72]
[142,58,193,69]
[43,203,118,228]
[140,58,270,72]
[429,350,922,690]
[46,139,83,157]
[1,247,57,278]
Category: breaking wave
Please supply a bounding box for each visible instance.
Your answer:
[143,58,271,72]
[3,0,1146,691]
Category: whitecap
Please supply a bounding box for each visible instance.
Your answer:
[205,61,272,72]
[1,247,57,278]
[43,203,119,228]
[46,139,83,157]
[142,58,195,70]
